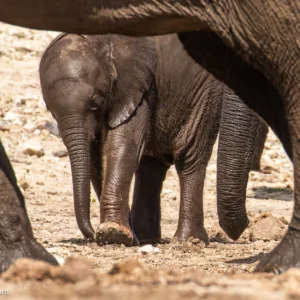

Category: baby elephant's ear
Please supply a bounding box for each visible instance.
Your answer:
[108,36,157,129]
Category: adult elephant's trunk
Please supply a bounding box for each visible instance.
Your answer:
[60,116,94,239]
[217,90,259,240]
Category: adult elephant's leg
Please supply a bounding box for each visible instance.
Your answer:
[131,156,169,245]
[0,142,26,210]
[0,144,58,272]
[178,31,293,161]
[0,141,33,237]
[255,95,300,273]
[96,102,149,246]
[251,120,268,171]
[217,90,259,240]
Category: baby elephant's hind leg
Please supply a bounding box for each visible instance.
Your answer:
[131,156,169,245]
[174,160,210,245]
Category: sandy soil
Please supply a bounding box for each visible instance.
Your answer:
[0,22,297,299]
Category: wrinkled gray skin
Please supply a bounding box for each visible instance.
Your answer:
[40,33,266,246]
[0,0,298,273]
[0,142,58,273]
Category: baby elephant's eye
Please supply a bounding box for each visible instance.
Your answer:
[89,94,104,111]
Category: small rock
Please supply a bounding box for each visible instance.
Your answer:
[0,120,11,131]
[190,238,201,245]
[250,215,286,242]
[4,111,18,121]
[24,122,37,133]
[207,163,216,172]
[53,149,68,158]
[138,244,160,254]
[15,96,26,106]
[37,120,60,137]
[46,247,58,253]
[268,150,279,159]
[22,138,45,157]
[18,176,29,190]
[41,129,50,137]
[33,129,41,135]
[53,255,66,266]
[109,259,145,276]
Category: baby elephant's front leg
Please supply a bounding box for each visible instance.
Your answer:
[96,103,149,247]
[174,161,209,244]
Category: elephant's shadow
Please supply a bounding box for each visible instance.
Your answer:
[58,238,91,245]
[251,186,293,202]
[226,252,265,265]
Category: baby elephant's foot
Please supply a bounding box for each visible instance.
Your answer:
[96,222,134,246]
[255,229,300,274]
[174,226,209,245]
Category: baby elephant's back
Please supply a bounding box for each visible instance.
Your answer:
[154,34,225,108]
[150,34,224,155]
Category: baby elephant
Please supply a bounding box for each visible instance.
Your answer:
[40,33,265,246]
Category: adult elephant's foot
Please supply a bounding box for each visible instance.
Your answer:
[0,169,58,273]
[0,213,58,273]
[96,222,134,246]
[255,229,300,274]
[173,226,209,245]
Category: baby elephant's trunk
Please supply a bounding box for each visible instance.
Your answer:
[60,116,94,239]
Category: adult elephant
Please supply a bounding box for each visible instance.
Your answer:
[0,142,58,272]
[0,1,299,274]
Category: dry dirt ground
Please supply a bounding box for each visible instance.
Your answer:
[0,23,298,299]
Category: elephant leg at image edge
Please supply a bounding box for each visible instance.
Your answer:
[131,156,169,244]
[255,102,300,273]
[0,143,58,272]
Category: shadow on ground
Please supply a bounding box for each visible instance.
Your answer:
[252,186,293,201]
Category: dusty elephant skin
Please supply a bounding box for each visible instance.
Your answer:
[0,142,58,273]
[40,33,265,246]
[0,0,299,274]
